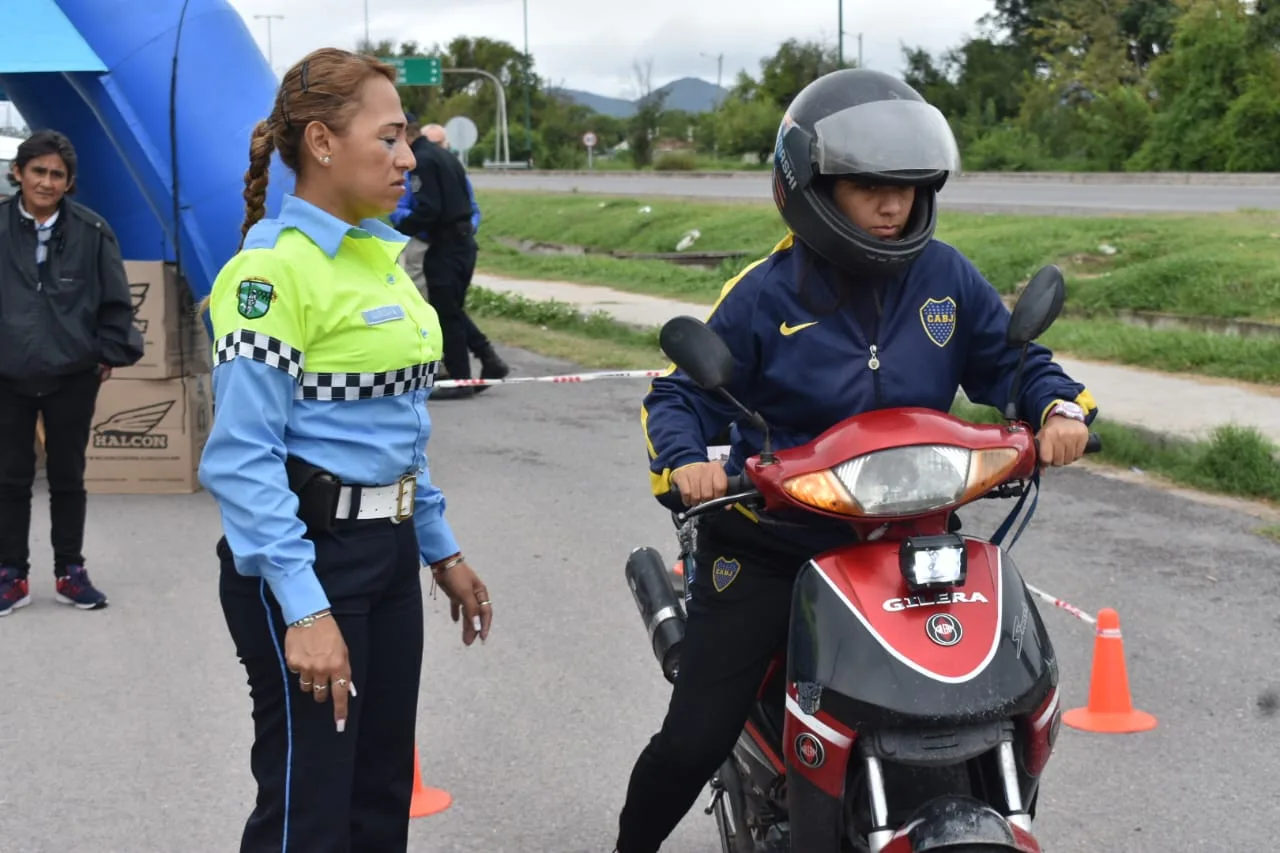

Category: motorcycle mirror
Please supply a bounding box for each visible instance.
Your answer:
[659,316,735,392]
[1007,264,1066,347]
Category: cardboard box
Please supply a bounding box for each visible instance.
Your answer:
[114,261,211,380]
[84,374,212,494]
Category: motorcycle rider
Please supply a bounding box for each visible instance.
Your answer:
[614,68,1097,853]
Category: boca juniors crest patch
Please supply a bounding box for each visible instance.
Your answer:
[919,297,957,348]
[712,557,741,592]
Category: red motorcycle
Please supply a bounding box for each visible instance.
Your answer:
[625,266,1099,852]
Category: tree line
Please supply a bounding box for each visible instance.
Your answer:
[368,0,1279,172]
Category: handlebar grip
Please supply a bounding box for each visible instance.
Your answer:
[1085,432,1102,454]
[659,471,756,514]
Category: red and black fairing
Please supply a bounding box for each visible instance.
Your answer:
[790,537,1057,725]
[732,537,1061,849]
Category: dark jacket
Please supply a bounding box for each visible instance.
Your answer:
[395,136,475,243]
[643,234,1098,502]
[0,192,144,393]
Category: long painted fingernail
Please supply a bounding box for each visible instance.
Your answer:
[348,682,358,698]
[472,615,482,632]
[336,719,346,733]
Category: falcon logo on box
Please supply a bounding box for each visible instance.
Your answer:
[91,400,174,450]
[130,282,150,334]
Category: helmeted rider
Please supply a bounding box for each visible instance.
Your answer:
[613,68,1098,853]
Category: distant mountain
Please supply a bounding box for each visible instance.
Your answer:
[550,76,728,118]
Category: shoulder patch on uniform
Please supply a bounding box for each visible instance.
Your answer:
[920,296,957,348]
[237,279,276,319]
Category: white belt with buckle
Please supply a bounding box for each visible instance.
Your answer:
[334,474,417,523]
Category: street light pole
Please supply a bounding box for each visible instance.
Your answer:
[363,0,370,49]
[254,14,284,66]
[838,0,844,66]
[522,0,532,160]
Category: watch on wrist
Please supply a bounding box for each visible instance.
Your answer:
[1048,400,1086,423]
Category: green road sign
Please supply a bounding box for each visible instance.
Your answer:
[381,56,442,86]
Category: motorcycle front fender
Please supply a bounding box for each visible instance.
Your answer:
[876,795,1041,853]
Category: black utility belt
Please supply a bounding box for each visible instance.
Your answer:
[285,456,417,534]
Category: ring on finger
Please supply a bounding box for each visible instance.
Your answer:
[314,683,329,691]
[334,678,347,688]
[300,680,313,688]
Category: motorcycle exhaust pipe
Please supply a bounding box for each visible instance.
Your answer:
[625,546,687,684]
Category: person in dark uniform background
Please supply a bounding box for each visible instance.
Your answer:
[0,129,144,617]
[197,48,494,853]
[395,119,507,399]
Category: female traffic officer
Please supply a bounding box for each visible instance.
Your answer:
[614,68,1097,853]
[196,47,493,853]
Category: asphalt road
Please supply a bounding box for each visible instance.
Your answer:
[469,171,1280,214]
[3,345,1278,852]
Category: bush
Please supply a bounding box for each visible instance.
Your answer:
[654,151,697,171]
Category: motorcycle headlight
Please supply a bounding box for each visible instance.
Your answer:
[781,445,1021,518]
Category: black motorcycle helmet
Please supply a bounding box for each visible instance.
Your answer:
[772,68,961,277]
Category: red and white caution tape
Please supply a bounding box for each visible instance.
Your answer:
[1025,582,1096,625]
[435,368,666,389]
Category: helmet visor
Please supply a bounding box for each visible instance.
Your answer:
[812,100,961,176]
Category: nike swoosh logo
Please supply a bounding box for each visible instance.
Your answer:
[780,321,818,336]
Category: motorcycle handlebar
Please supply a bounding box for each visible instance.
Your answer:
[663,432,1101,515]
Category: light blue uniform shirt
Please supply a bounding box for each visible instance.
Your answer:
[197,194,459,624]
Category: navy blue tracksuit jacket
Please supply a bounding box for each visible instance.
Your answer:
[642,233,1098,501]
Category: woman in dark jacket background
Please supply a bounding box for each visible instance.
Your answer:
[0,129,144,617]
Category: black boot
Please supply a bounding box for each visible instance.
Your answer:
[468,342,509,395]
[475,342,510,382]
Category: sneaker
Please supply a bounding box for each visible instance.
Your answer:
[55,565,108,610]
[0,568,31,616]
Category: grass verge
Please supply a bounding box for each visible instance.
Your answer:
[473,190,1280,321]
[470,288,1280,509]
[472,258,1280,384]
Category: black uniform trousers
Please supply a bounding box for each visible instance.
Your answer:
[219,515,424,853]
[0,369,102,576]
[423,234,491,381]
[615,509,858,853]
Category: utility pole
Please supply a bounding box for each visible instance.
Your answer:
[363,0,370,49]
[522,0,532,159]
[254,14,284,66]
[838,0,844,66]
[858,32,863,67]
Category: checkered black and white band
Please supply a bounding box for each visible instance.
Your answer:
[214,329,304,381]
[297,360,440,401]
[213,330,439,401]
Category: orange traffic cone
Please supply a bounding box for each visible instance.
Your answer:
[672,559,684,577]
[1062,608,1158,734]
[409,744,452,819]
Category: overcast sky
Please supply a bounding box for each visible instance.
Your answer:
[227,0,996,97]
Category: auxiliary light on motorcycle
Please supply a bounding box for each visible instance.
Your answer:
[780,444,1021,518]
[899,533,968,590]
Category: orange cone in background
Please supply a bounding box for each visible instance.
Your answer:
[1062,608,1158,734]
[672,560,684,577]
[409,744,452,819]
